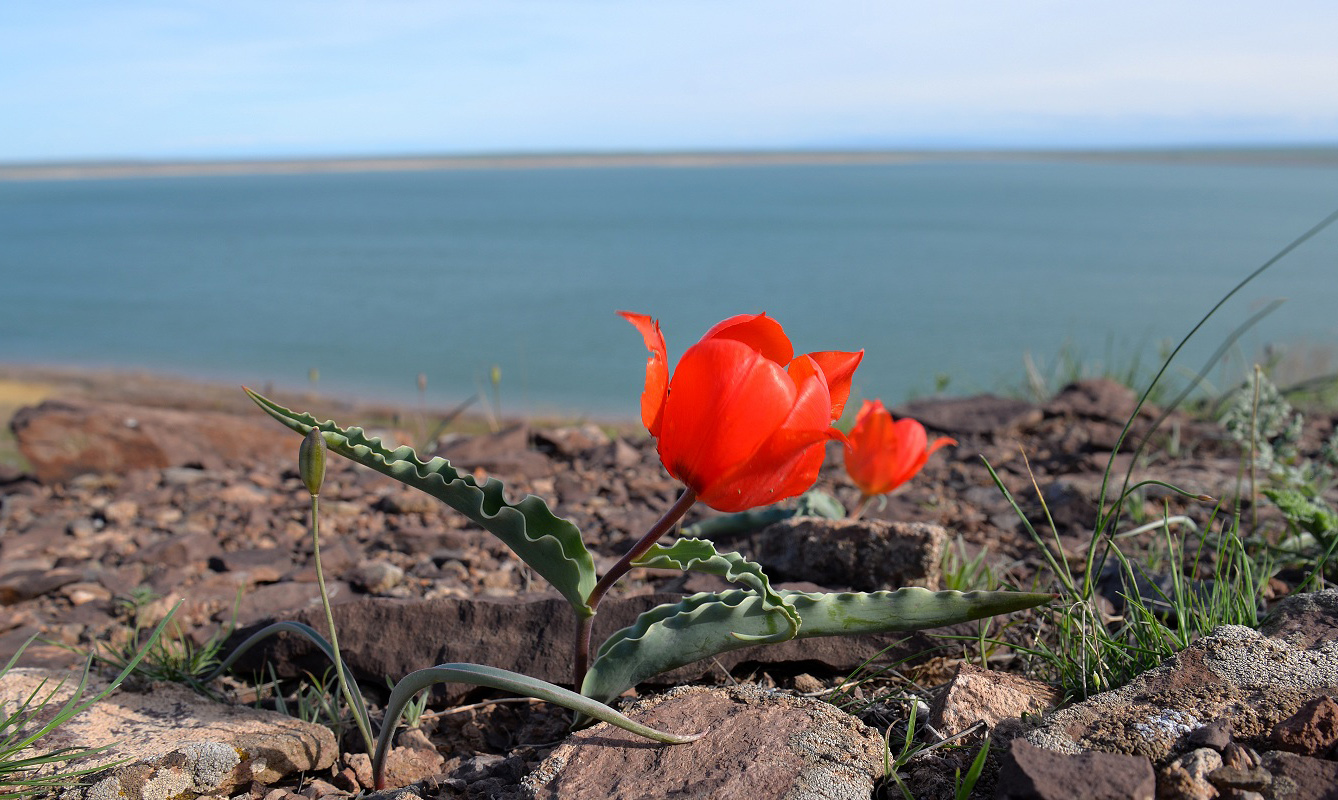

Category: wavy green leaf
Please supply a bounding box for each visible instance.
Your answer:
[245,389,597,615]
[373,663,702,789]
[582,587,1054,705]
[679,489,845,539]
[632,538,799,642]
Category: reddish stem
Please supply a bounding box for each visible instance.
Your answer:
[572,487,698,690]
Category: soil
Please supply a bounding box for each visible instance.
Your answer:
[2,364,1336,799]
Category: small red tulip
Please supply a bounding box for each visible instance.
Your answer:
[621,311,863,512]
[844,399,956,497]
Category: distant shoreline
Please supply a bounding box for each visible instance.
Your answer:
[4,146,1338,182]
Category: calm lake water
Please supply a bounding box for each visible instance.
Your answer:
[2,159,1336,418]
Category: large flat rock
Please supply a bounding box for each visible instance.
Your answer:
[0,667,336,800]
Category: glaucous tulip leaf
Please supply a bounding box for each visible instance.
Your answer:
[374,663,702,789]
[582,587,1053,705]
[632,537,799,642]
[245,389,597,615]
[678,489,845,539]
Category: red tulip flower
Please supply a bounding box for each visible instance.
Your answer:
[621,311,863,512]
[843,399,955,504]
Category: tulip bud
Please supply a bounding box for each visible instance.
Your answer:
[299,428,327,496]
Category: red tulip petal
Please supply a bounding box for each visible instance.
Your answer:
[927,436,958,457]
[697,355,836,511]
[699,313,793,366]
[884,417,931,489]
[657,337,794,497]
[804,349,863,420]
[843,399,889,495]
[619,311,669,437]
[699,442,828,512]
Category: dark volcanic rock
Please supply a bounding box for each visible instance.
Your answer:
[996,739,1155,800]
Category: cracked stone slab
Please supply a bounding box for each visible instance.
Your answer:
[522,685,884,800]
[0,667,336,799]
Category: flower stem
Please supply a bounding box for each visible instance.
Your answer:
[849,492,873,521]
[311,494,376,756]
[572,488,698,690]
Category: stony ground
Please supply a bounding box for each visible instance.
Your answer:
[2,366,1337,799]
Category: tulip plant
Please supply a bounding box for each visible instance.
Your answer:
[843,398,957,519]
[228,311,1051,789]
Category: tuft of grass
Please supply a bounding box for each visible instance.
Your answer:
[0,605,181,797]
[983,210,1338,701]
[83,589,239,700]
[987,456,1270,701]
[940,536,998,592]
[1015,336,1182,406]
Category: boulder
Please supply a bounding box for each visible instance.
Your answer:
[523,685,884,800]
[744,517,947,591]
[0,667,336,800]
[11,398,292,484]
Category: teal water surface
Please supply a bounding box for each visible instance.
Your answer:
[2,159,1336,417]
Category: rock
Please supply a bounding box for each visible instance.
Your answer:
[929,663,1060,736]
[1157,748,1222,800]
[1269,695,1338,757]
[995,739,1155,800]
[346,746,445,792]
[229,594,946,702]
[11,398,292,484]
[0,667,336,799]
[1261,590,1338,650]
[523,685,884,800]
[1187,718,1234,752]
[1043,379,1141,422]
[893,394,1042,436]
[102,499,139,525]
[533,424,611,458]
[374,492,438,515]
[0,568,83,605]
[209,547,292,583]
[1039,478,1102,535]
[743,517,947,591]
[233,579,353,624]
[1206,764,1272,794]
[1018,622,1338,762]
[348,560,406,594]
[1259,750,1338,800]
[433,423,551,480]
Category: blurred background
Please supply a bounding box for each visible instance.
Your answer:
[2,1,1336,418]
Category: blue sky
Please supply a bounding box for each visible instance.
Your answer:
[3,1,1337,162]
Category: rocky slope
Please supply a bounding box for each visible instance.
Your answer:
[2,372,1336,799]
